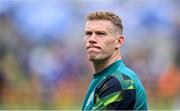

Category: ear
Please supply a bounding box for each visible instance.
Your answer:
[115,35,124,49]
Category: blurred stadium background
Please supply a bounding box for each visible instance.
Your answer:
[0,0,179,110]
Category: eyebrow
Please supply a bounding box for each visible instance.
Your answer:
[85,30,108,35]
[85,30,107,33]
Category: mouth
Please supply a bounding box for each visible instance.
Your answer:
[86,45,102,53]
[86,45,101,50]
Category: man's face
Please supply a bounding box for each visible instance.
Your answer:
[84,20,119,62]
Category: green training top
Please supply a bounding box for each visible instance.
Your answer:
[82,60,147,110]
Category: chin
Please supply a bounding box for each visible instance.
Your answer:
[88,54,111,63]
[88,56,98,61]
[88,57,96,61]
[88,56,103,62]
[87,53,106,62]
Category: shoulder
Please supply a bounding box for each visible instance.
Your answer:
[93,75,136,110]
[95,75,122,99]
[120,65,137,78]
[117,64,141,86]
[95,70,136,94]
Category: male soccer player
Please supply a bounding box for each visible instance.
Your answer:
[82,11,148,110]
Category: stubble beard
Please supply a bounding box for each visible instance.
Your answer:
[88,53,110,64]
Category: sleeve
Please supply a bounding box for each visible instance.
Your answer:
[92,75,136,110]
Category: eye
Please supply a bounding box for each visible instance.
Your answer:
[85,31,92,36]
[96,31,107,36]
[98,32,105,35]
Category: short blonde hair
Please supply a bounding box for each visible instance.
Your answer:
[86,11,123,34]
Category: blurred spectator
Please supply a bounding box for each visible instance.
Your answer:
[158,65,180,98]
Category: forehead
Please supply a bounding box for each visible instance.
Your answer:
[85,20,114,31]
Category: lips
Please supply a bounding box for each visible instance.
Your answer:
[86,45,101,53]
[86,45,101,50]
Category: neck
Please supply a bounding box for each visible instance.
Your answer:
[93,53,122,74]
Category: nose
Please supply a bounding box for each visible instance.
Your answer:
[88,33,97,44]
